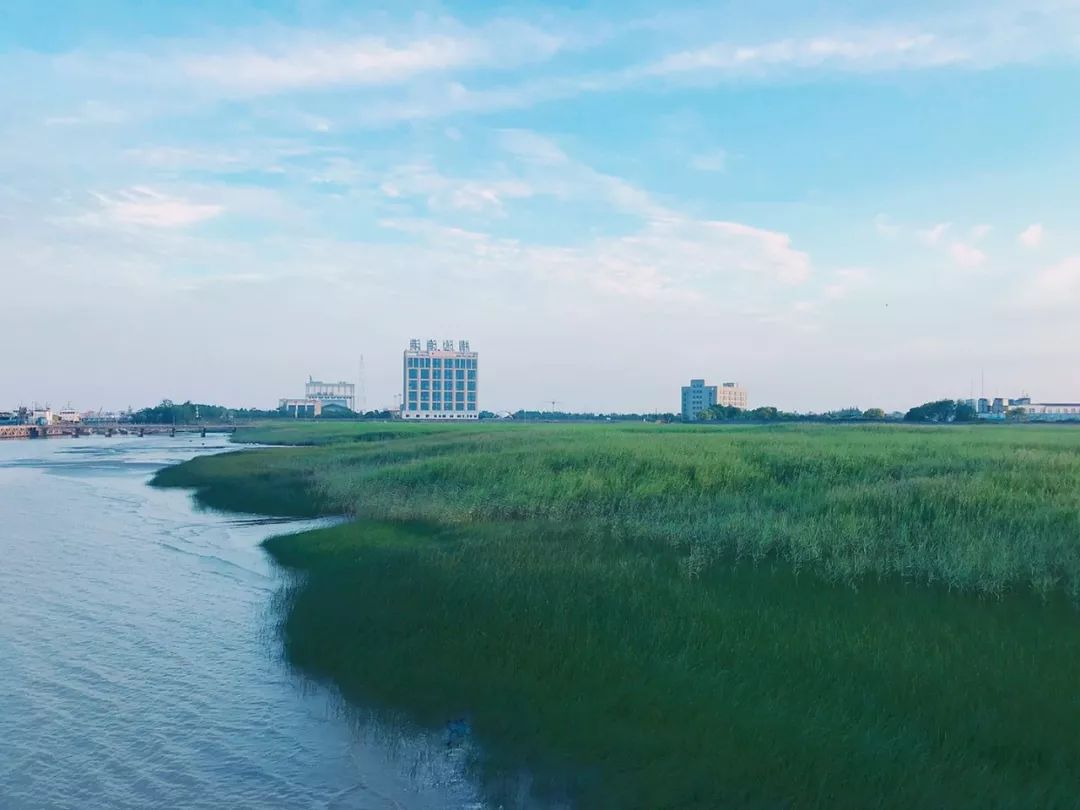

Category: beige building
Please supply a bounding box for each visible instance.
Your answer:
[716,382,748,409]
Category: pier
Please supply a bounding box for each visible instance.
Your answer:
[0,424,236,440]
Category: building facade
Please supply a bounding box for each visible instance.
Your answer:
[717,382,748,409]
[402,339,478,420]
[681,379,716,421]
[681,379,748,420]
[305,378,355,412]
[1018,402,1080,420]
[279,398,322,418]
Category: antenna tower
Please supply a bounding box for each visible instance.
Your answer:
[357,355,367,413]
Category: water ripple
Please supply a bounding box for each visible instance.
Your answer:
[0,437,486,810]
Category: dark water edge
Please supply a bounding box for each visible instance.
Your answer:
[0,436,497,810]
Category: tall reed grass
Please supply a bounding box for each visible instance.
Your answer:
[154,422,1080,808]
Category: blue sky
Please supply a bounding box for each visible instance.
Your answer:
[2,0,1078,413]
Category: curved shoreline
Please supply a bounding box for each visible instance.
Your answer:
[154,422,1080,809]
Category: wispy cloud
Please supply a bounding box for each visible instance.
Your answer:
[874,214,901,240]
[949,241,987,268]
[1019,223,1045,248]
[376,132,813,302]
[380,162,534,216]
[1020,256,1080,309]
[689,149,728,172]
[641,29,968,80]
[917,222,952,246]
[87,187,223,228]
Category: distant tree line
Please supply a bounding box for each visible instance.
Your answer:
[131,400,395,424]
[131,400,281,424]
[696,405,889,423]
[903,399,978,424]
[503,410,679,422]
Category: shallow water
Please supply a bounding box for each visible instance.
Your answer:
[0,435,485,809]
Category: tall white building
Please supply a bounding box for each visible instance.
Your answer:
[402,339,478,420]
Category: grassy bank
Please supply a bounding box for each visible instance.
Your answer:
[155,423,1080,808]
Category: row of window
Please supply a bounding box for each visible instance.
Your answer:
[405,402,478,412]
[405,357,478,370]
[407,369,477,380]
[408,382,477,391]
[408,394,478,404]
[403,412,477,419]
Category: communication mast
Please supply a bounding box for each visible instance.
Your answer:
[357,355,367,413]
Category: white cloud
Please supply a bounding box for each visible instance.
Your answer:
[822,268,869,301]
[642,29,969,79]
[1019,223,1045,248]
[88,187,223,228]
[45,100,128,127]
[970,224,992,240]
[377,136,814,302]
[917,222,951,246]
[379,162,534,216]
[874,214,900,239]
[949,241,987,268]
[690,149,728,172]
[175,22,564,95]
[1020,256,1080,309]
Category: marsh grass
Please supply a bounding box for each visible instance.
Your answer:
[155,422,1080,808]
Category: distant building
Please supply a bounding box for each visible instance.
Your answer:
[681,379,748,421]
[402,339,478,420]
[968,392,1080,421]
[305,378,355,412]
[30,408,53,426]
[717,382,748,409]
[279,398,322,418]
[1021,402,1080,421]
[681,380,716,421]
[57,409,81,423]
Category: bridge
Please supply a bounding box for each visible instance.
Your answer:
[0,423,237,440]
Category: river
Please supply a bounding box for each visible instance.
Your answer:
[0,435,487,809]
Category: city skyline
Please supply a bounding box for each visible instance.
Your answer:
[2,1,1079,413]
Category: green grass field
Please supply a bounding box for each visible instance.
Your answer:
[154,422,1080,808]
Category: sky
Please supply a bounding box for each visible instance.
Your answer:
[2,0,1078,414]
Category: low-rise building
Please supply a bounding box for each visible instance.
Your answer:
[1021,402,1080,421]
[279,398,322,418]
[305,378,355,411]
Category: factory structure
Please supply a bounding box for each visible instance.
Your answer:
[966,396,1080,421]
[279,377,357,418]
[681,379,748,421]
[402,339,478,420]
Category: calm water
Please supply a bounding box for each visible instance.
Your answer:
[0,436,485,809]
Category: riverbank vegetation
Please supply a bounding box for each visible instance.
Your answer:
[154,422,1080,808]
